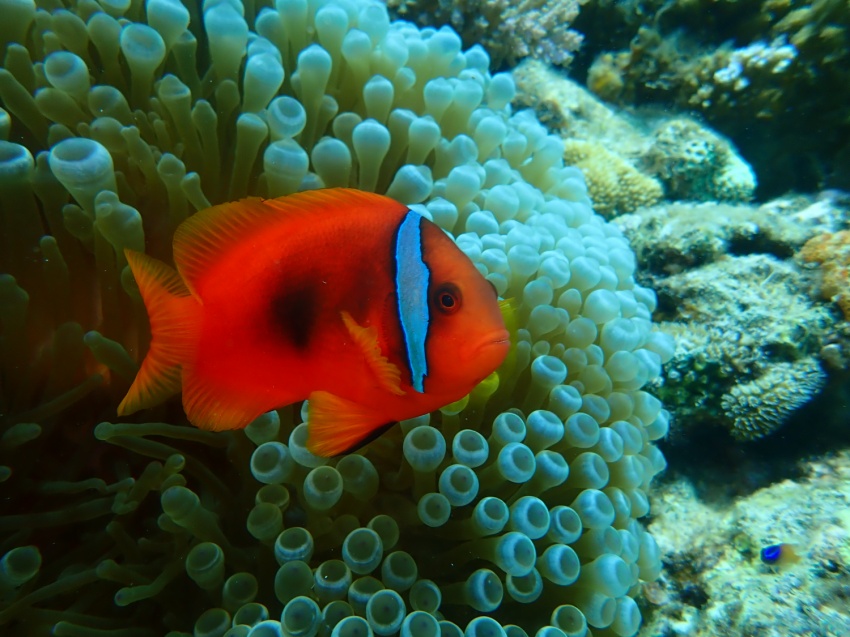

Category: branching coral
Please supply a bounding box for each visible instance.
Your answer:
[1,1,672,636]
[580,0,850,196]
[386,0,585,68]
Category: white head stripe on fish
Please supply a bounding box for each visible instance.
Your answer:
[394,210,430,393]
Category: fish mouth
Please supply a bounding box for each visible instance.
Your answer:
[491,329,511,345]
[468,329,511,382]
[477,329,511,351]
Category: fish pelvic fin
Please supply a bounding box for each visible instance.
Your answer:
[340,311,406,397]
[306,391,391,457]
[117,250,201,417]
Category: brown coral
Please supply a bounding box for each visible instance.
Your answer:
[564,139,663,218]
[586,52,629,102]
[800,230,850,319]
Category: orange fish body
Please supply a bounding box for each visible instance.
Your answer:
[118,189,510,456]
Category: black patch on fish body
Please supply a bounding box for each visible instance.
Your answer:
[270,281,317,350]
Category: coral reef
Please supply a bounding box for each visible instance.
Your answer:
[0,1,672,636]
[512,60,756,216]
[574,0,850,197]
[614,199,844,440]
[615,198,834,275]
[641,446,850,636]
[654,255,829,440]
[385,0,585,69]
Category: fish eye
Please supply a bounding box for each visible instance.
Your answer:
[434,283,461,315]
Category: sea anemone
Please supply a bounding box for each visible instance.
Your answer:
[0,1,672,636]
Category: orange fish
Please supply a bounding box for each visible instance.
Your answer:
[118,188,510,456]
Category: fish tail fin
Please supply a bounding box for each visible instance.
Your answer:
[118,249,201,417]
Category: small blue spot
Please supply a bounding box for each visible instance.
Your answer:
[760,544,782,564]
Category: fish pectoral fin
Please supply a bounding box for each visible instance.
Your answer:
[340,311,406,396]
[306,391,392,457]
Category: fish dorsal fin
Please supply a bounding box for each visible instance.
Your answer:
[341,311,406,396]
[306,391,391,457]
[173,188,392,296]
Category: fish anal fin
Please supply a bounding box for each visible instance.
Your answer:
[173,189,397,296]
[118,250,199,417]
[341,311,405,397]
[181,364,266,432]
[306,391,391,457]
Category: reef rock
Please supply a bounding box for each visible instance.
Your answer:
[643,448,850,636]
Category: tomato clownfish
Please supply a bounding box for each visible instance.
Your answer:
[117,188,511,456]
